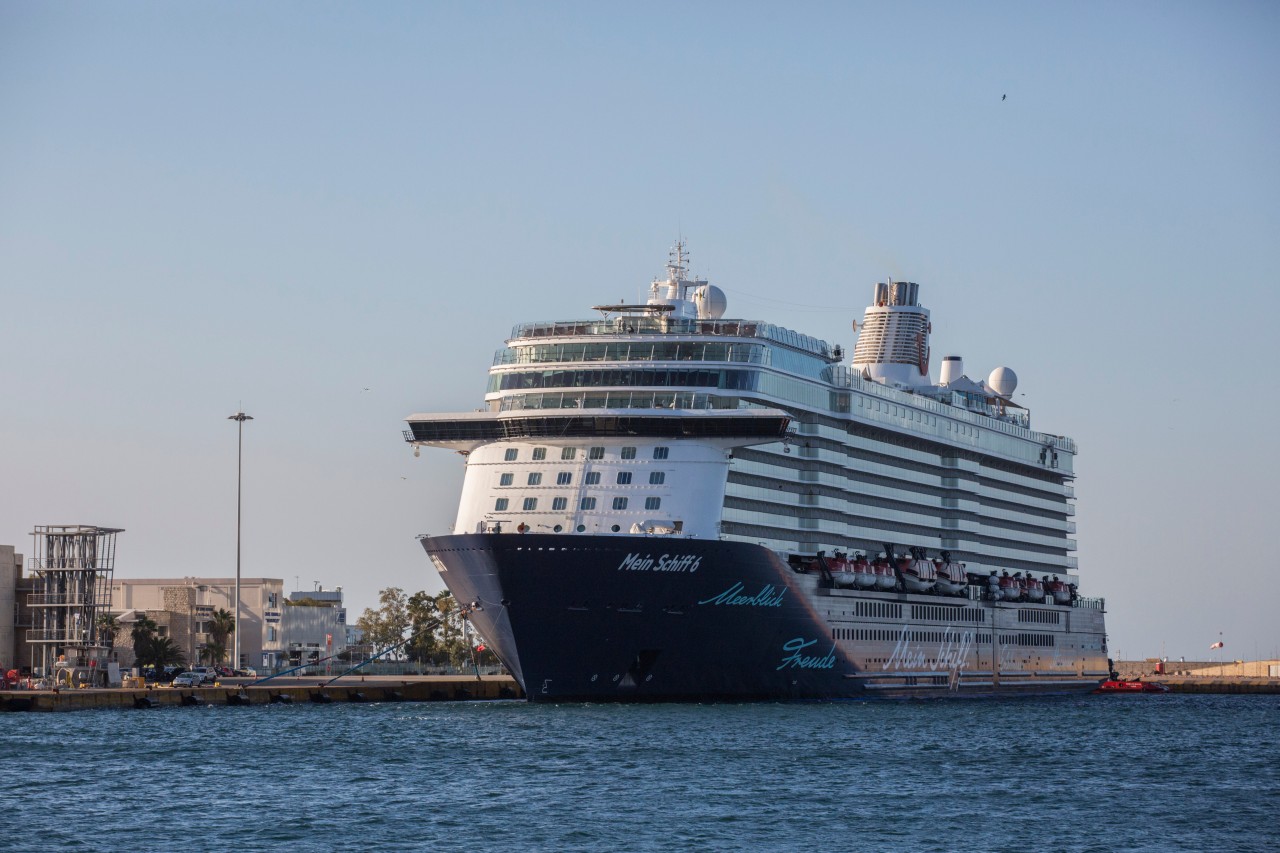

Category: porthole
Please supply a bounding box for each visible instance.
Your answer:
[576,525,586,532]
[610,524,620,532]
[553,524,563,532]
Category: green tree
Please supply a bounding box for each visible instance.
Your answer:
[405,590,442,664]
[149,636,187,670]
[98,613,120,653]
[207,608,235,664]
[433,591,471,670]
[129,616,159,668]
[356,587,410,656]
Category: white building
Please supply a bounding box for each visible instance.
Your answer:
[110,577,285,669]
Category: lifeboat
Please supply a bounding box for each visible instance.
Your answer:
[1023,575,1045,603]
[894,546,936,594]
[852,553,877,589]
[998,571,1022,602]
[1046,576,1073,605]
[828,552,858,587]
[986,571,1001,601]
[873,556,897,590]
[1096,679,1170,694]
[932,551,967,596]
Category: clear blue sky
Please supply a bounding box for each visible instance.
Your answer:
[2,2,1277,661]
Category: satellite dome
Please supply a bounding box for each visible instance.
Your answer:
[987,366,1018,398]
[693,284,727,319]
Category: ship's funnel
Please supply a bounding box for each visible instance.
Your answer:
[939,355,963,386]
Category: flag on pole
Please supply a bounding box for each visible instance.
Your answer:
[1209,641,1224,650]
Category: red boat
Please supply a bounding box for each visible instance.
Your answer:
[1096,679,1170,694]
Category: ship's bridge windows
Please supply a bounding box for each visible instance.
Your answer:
[621,446,637,459]
[556,472,573,485]
[523,497,538,511]
[527,473,542,486]
[617,472,632,485]
[499,473,514,486]
[649,471,665,485]
[532,447,547,461]
[580,497,597,510]
[589,446,605,460]
[552,497,568,511]
[504,448,519,461]
[494,498,509,511]
[613,497,629,510]
[645,497,661,510]
[561,447,577,460]
[652,446,669,460]
[585,472,601,485]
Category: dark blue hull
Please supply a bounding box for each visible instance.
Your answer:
[421,533,1104,701]
[421,533,864,701]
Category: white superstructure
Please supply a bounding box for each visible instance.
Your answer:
[407,243,1078,585]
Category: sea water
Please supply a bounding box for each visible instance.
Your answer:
[2,694,1276,852]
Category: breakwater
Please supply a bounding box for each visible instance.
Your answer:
[0,674,521,712]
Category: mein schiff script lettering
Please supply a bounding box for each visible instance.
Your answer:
[616,553,702,573]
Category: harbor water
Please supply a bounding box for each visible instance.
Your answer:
[3,694,1276,852]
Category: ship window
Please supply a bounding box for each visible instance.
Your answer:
[589,446,604,460]
[621,446,637,459]
[495,498,509,511]
[580,497,597,510]
[522,497,538,511]
[556,472,572,485]
[553,524,563,532]
[561,447,576,460]
[649,472,665,485]
[616,472,632,485]
[527,473,542,486]
[652,446,669,460]
[576,524,586,532]
[532,447,547,460]
[585,472,601,485]
[504,448,518,461]
[499,473,513,486]
[611,524,621,532]
[552,497,568,511]
[645,497,661,510]
[613,497,628,510]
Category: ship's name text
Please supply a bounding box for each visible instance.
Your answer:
[616,553,702,573]
[776,637,837,671]
[697,582,786,608]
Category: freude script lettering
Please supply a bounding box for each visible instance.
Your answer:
[697,581,786,608]
[776,637,837,670]
[616,553,702,573]
[882,626,974,672]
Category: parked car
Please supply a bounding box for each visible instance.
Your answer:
[191,666,219,685]
[213,666,234,678]
[171,672,202,688]
[233,667,257,678]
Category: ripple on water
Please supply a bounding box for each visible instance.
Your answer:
[1,695,1278,851]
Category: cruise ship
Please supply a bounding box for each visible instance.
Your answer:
[405,243,1108,700]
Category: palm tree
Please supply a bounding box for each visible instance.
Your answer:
[202,641,227,666]
[130,616,159,669]
[208,608,235,664]
[98,613,120,653]
[149,636,186,670]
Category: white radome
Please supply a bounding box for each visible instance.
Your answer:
[988,366,1018,398]
[693,284,727,319]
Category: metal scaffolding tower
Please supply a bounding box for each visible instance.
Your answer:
[27,525,123,679]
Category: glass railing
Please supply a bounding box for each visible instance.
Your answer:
[510,316,838,361]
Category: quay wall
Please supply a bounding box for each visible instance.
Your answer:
[0,675,522,712]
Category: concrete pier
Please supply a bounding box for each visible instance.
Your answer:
[0,675,522,712]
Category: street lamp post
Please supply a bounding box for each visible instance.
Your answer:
[228,410,253,670]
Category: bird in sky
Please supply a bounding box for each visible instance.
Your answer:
[1002,94,1006,101]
